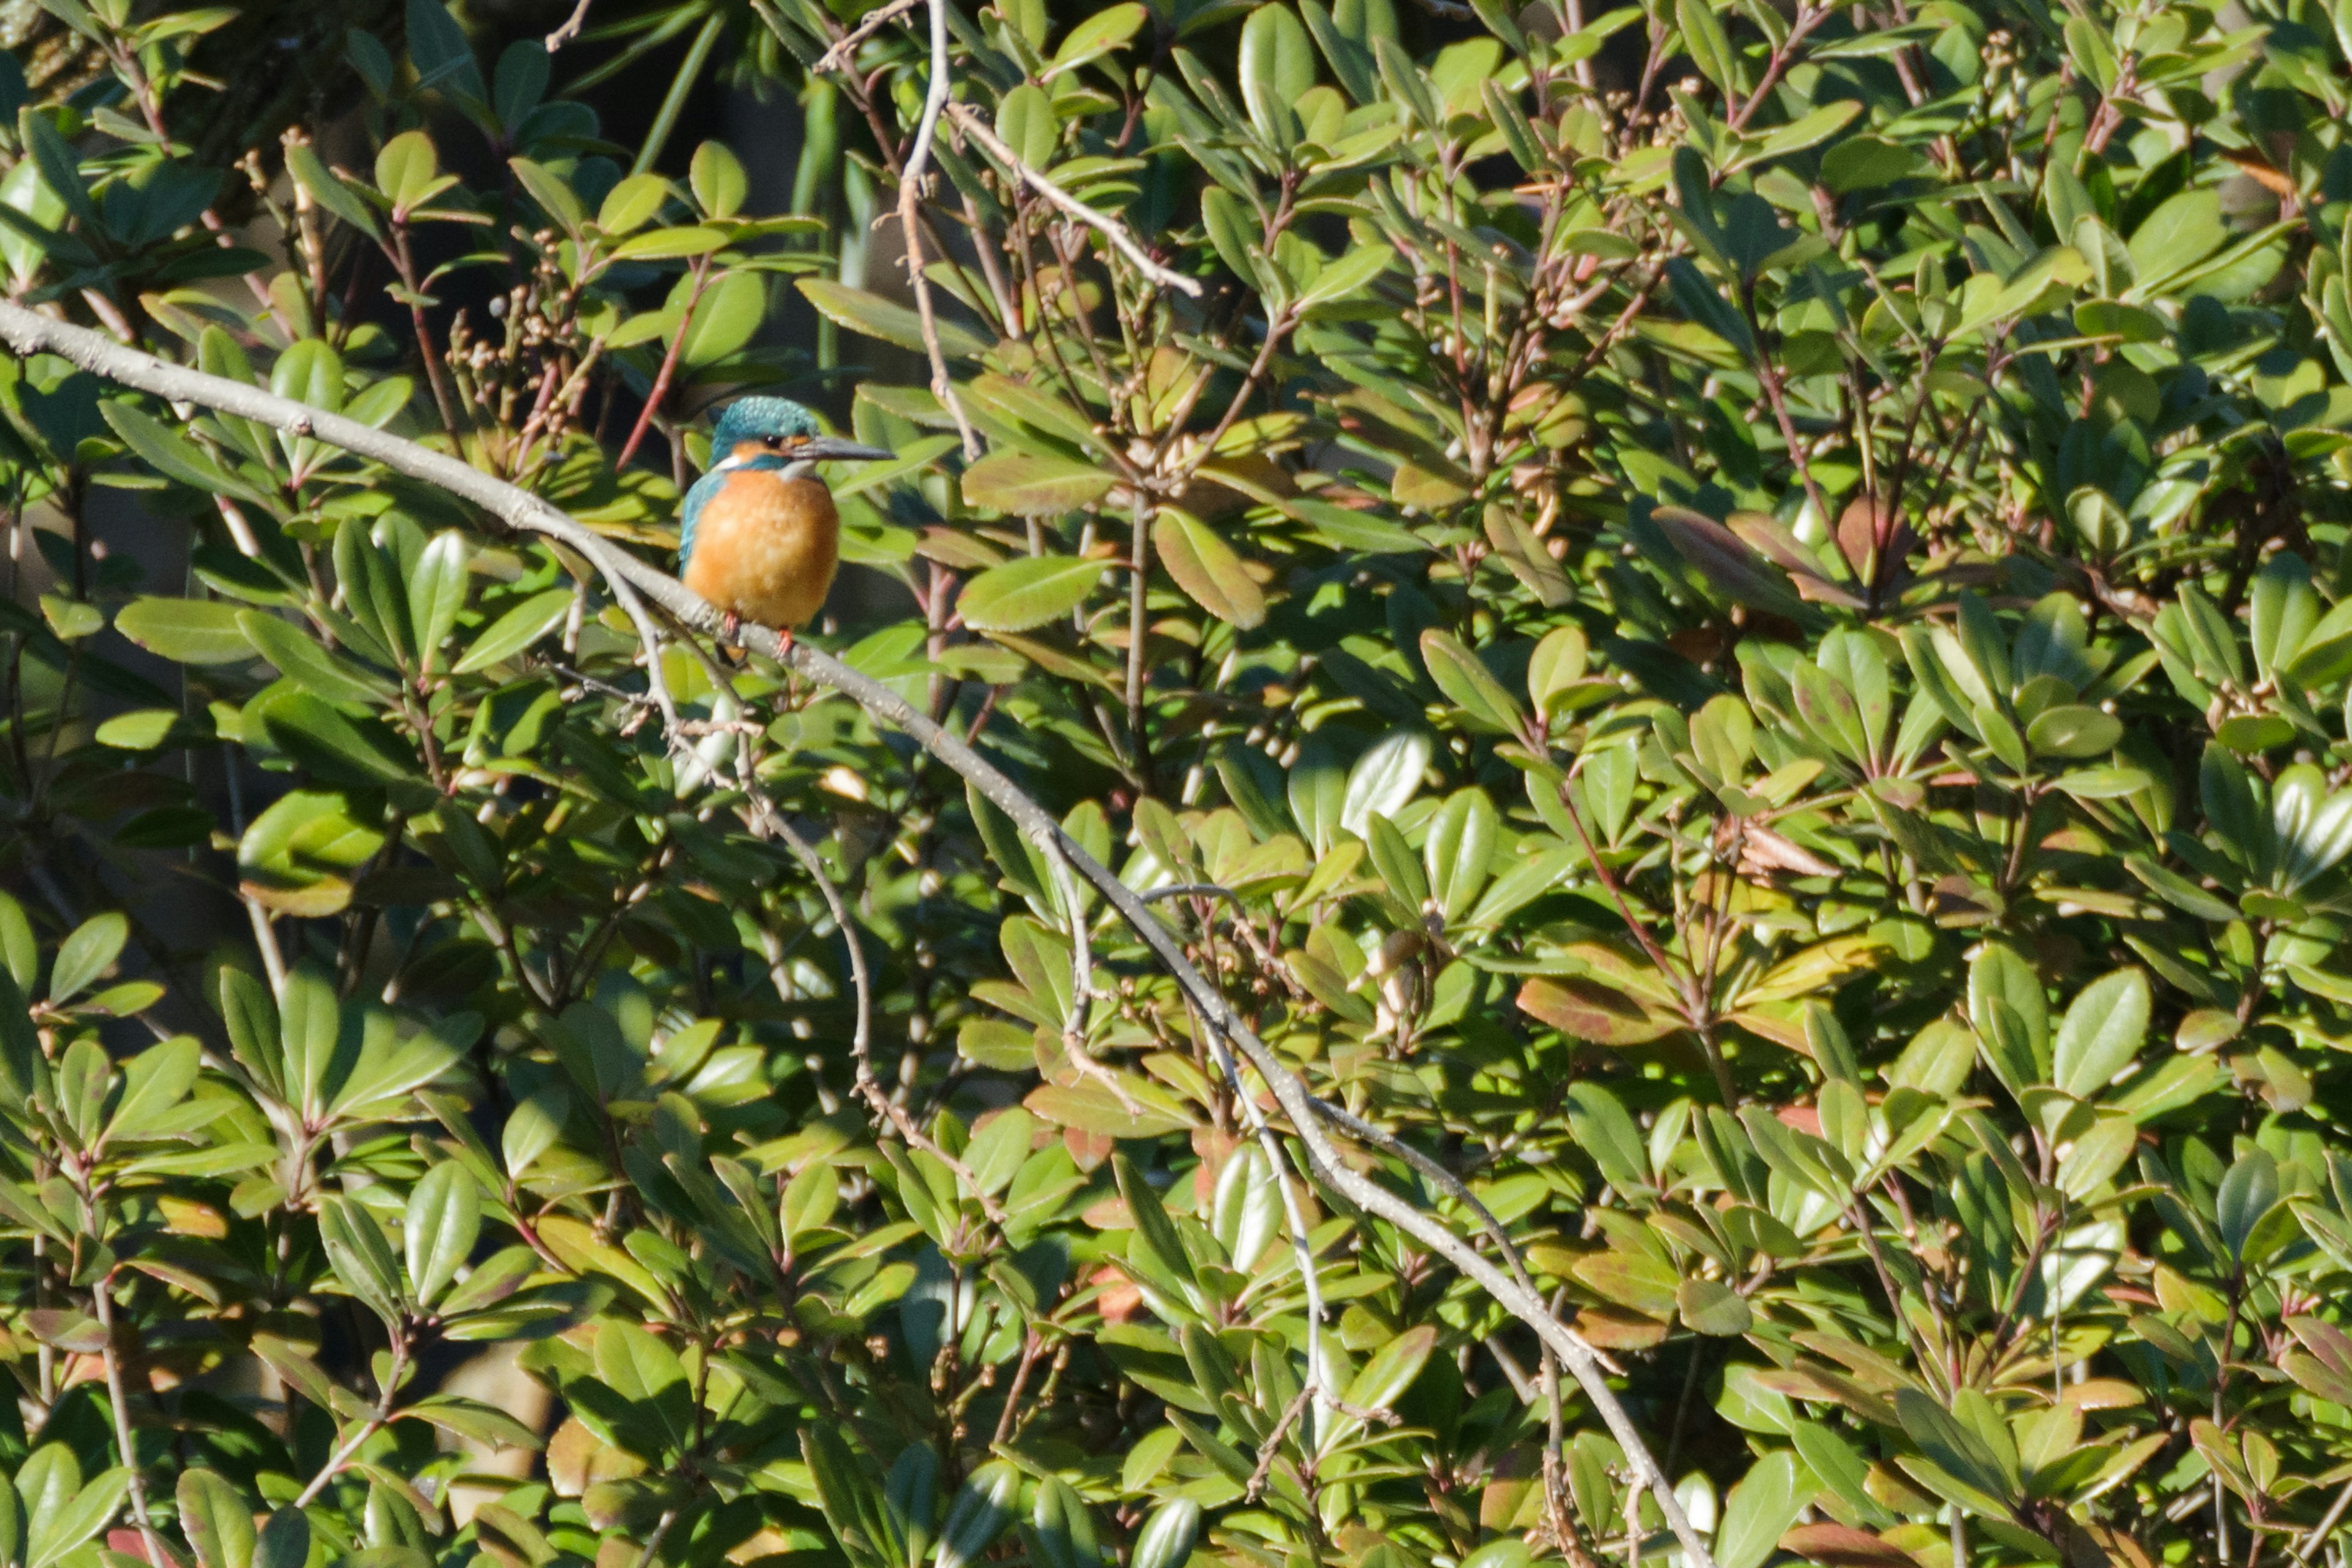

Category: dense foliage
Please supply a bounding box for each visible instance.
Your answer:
[19,1,2352,1568]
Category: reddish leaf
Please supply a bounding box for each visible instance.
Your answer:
[1779,1525,1920,1568]
[1518,976,1679,1045]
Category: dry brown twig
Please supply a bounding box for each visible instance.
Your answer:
[0,298,1722,1568]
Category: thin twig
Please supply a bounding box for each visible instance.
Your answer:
[2296,1478,2352,1564]
[1246,1385,1311,1500]
[0,300,1721,1568]
[1314,1096,1620,1374]
[943,102,1201,298]
[815,0,924,74]
[295,1335,407,1506]
[898,0,980,457]
[91,1276,168,1567]
[545,0,595,49]
[739,750,1008,1226]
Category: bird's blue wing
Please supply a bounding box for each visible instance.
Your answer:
[679,470,729,568]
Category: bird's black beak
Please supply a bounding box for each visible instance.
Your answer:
[798,435,896,462]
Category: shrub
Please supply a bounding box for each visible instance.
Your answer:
[5,3,2352,1568]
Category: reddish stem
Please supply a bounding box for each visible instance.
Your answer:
[617,258,711,469]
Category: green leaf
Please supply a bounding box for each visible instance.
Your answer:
[18,108,94,229]
[1423,786,1498,922]
[407,530,470,676]
[104,1035,200,1144]
[2217,1149,2278,1262]
[1419,628,1526,735]
[1238,4,1317,146]
[1294,242,1392,310]
[24,1450,126,1568]
[1750,100,1863,161]
[287,140,382,239]
[1028,1477,1102,1568]
[375,130,443,214]
[1126,1502,1201,1568]
[1343,1324,1436,1412]
[799,279,989,358]
[691,141,748,219]
[272,339,345,417]
[962,453,1115,514]
[48,911,126,1003]
[115,597,252,664]
[597,173,671,236]
[1967,942,2048,1099]
[101,401,265,503]
[957,556,1107,631]
[1051,3,1149,74]
[2025,704,2122,758]
[251,1510,309,1568]
[318,1194,407,1325]
[238,791,385,919]
[1573,1250,1679,1316]
[1565,1081,1650,1190]
[508,156,584,230]
[998,85,1060,170]
[596,1319,693,1452]
[1715,1452,1806,1568]
[804,1427,891,1568]
[1198,187,1261,282]
[1893,1389,2015,1507]
[1154,508,1264,628]
[453,588,576,674]
[1675,0,1740,95]
[0,895,31,995]
[884,1444,938,1568]
[612,224,725,260]
[240,611,395,706]
[2052,968,2148,1099]
[254,688,419,787]
[177,1470,255,1568]
[1678,1277,1754,1336]
[404,1161,480,1306]
[399,1393,544,1450]
[937,1462,1020,1568]
[674,270,769,368]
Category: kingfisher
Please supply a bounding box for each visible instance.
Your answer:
[679,396,893,649]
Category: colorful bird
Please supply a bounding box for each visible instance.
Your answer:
[678,396,892,649]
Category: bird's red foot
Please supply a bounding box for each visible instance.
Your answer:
[778,626,795,657]
[719,611,741,644]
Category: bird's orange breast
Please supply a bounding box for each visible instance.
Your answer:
[681,472,841,631]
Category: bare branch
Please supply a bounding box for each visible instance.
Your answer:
[815,0,924,74]
[90,1276,168,1567]
[943,101,1202,298]
[2295,1477,2352,1564]
[0,298,1718,1568]
[545,0,595,50]
[899,0,981,458]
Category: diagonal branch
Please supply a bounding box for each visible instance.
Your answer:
[0,298,1719,1568]
[941,102,1202,298]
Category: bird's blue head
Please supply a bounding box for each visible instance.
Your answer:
[713,396,822,451]
[706,397,892,470]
